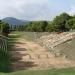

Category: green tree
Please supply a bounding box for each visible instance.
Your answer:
[66,17,75,30]
[46,22,55,32]
[53,13,71,32]
[24,21,48,32]
[1,23,10,36]
[0,21,10,36]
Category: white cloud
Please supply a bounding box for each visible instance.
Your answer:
[0,0,74,20]
[0,0,52,20]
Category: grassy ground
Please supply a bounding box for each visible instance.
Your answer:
[0,36,10,72]
[10,31,50,41]
[54,38,75,60]
[0,68,75,75]
[0,33,20,73]
[0,32,75,75]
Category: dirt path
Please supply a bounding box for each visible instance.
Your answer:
[10,38,75,71]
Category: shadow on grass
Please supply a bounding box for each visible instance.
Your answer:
[10,61,37,72]
[0,34,19,73]
[7,34,37,72]
[9,51,37,72]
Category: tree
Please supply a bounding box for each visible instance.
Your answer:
[0,21,10,36]
[2,23,10,36]
[24,21,48,32]
[53,13,71,32]
[66,15,75,30]
[46,22,55,32]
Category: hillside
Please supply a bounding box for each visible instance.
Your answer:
[2,17,29,25]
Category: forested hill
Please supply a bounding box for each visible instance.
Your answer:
[2,17,29,25]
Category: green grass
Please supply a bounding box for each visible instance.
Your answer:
[0,37,10,72]
[0,34,19,73]
[0,68,75,75]
[10,31,50,41]
[0,50,10,72]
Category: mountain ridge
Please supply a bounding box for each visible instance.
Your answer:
[2,17,29,25]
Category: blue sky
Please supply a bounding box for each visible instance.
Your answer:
[0,0,75,21]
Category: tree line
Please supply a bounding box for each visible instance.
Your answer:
[10,13,75,32]
[0,12,75,36]
[0,20,10,36]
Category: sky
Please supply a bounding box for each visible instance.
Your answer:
[0,0,75,21]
